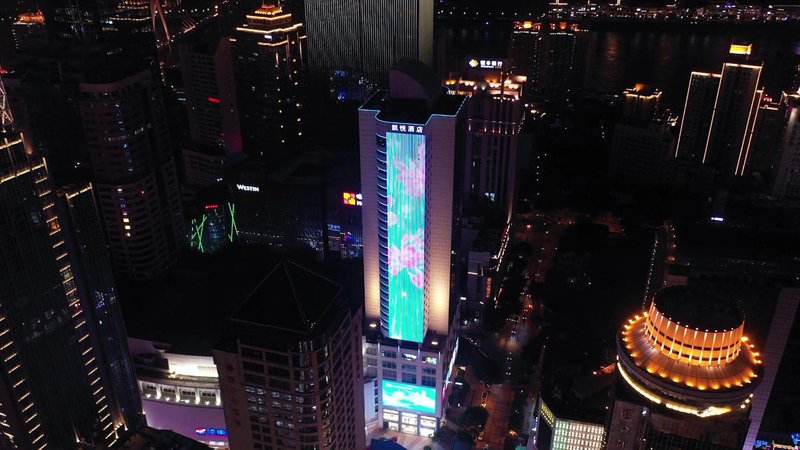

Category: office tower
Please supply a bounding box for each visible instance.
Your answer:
[773,92,800,199]
[233,3,305,160]
[706,60,763,178]
[11,11,47,49]
[674,44,763,179]
[610,286,762,449]
[0,131,136,448]
[179,24,244,187]
[78,69,184,279]
[746,94,785,180]
[42,0,118,41]
[444,60,525,223]
[510,21,587,103]
[675,72,722,162]
[304,0,433,92]
[57,184,144,431]
[609,84,676,185]
[214,261,365,450]
[359,59,465,436]
[622,83,661,121]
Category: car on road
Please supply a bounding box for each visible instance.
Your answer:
[480,391,489,407]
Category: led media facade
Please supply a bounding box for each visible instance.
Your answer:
[386,132,426,342]
[382,380,436,414]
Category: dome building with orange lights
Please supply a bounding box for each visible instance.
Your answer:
[617,287,762,418]
[607,286,765,450]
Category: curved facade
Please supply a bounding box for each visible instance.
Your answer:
[617,287,762,417]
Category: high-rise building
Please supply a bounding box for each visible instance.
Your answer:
[11,11,47,49]
[675,72,721,163]
[510,21,587,103]
[0,131,139,448]
[233,3,305,160]
[304,0,433,92]
[773,92,800,199]
[179,22,244,187]
[444,59,525,223]
[674,44,763,180]
[42,0,118,41]
[609,84,677,185]
[78,70,184,279]
[57,184,144,430]
[746,94,786,181]
[214,261,365,450]
[359,59,465,436]
[610,286,763,449]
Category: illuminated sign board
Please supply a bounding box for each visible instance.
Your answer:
[236,184,260,192]
[386,132,426,343]
[382,380,436,414]
[468,58,504,69]
[342,192,362,206]
[195,427,228,436]
[729,44,752,56]
[390,124,423,133]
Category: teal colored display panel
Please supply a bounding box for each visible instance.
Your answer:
[382,380,437,414]
[386,132,426,343]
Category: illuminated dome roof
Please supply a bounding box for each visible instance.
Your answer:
[617,287,762,418]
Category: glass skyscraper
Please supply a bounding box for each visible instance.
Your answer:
[0,131,140,448]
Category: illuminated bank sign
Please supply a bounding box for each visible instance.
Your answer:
[382,380,436,414]
[386,132,426,343]
[236,184,259,193]
[390,124,423,133]
[468,58,504,69]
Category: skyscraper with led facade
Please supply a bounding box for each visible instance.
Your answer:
[359,59,465,436]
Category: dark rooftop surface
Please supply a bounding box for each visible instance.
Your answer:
[671,221,800,279]
[654,286,743,331]
[360,89,466,124]
[231,261,343,335]
[118,245,363,355]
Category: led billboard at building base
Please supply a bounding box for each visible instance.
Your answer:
[382,380,436,414]
[386,131,426,343]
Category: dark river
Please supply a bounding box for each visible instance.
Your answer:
[444,21,800,108]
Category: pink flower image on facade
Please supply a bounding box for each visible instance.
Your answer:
[394,154,425,197]
[387,229,425,287]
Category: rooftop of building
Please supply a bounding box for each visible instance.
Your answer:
[654,287,743,331]
[118,245,364,356]
[111,426,210,449]
[230,260,344,335]
[667,220,800,283]
[364,324,449,354]
[361,59,467,123]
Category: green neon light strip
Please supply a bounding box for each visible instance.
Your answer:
[227,202,238,242]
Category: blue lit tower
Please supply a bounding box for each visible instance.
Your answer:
[358,59,466,436]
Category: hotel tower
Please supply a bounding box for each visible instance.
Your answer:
[358,59,465,436]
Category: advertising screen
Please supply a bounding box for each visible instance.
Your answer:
[382,380,436,414]
[386,132,426,342]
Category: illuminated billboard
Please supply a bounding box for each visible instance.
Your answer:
[342,192,363,206]
[382,380,436,414]
[386,132,426,343]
